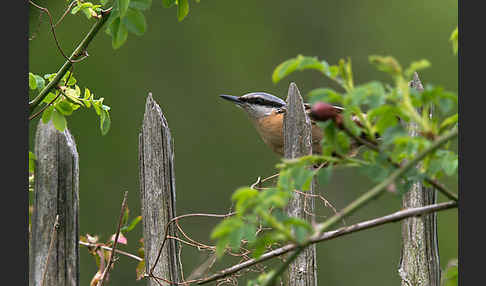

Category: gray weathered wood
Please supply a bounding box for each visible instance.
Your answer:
[398,73,440,286]
[283,83,317,286]
[29,121,79,286]
[139,93,181,286]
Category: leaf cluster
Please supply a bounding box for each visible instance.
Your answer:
[211,161,321,260]
[103,0,200,49]
[29,71,111,135]
[211,28,458,283]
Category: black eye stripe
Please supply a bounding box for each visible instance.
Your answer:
[241,97,283,107]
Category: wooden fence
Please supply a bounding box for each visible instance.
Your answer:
[28,82,439,286]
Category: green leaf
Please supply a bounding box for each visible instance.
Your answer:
[52,110,67,132]
[272,55,326,84]
[440,113,458,132]
[121,215,142,232]
[232,187,259,215]
[29,151,36,173]
[130,0,152,10]
[404,59,431,78]
[242,224,257,244]
[62,71,77,86]
[442,259,458,286]
[290,165,315,191]
[307,88,342,105]
[100,109,111,135]
[272,58,298,84]
[34,74,45,91]
[368,105,399,135]
[71,5,81,14]
[449,27,458,55]
[369,55,402,77]
[119,0,130,17]
[111,17,128,49]
[177,0,189,21]
[42,105,54,124]
[317,165,333,186]
[29,73,36,90]
[277,169,293,192]
[341,110,361,137]
[228,226,244,251]
[122,8,146,36]
[162,0,176,8]
[55,101,74,116]
[211,217,242,239]
[135,259,145,280]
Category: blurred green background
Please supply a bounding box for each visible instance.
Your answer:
[29,0,458,285]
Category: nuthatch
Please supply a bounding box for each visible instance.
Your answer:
[220,92,347,156]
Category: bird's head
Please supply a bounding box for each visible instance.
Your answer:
[219,92,286,120]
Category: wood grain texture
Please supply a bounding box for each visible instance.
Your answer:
[30,121,79,286]
[398,73,440,286]
[139,93,181,286]
[283,83,317,286]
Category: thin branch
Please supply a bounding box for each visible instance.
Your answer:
[340,123,458,201]
[40,215,60,286]
[79,241,143,262]
[262,127,458,286]
[29,90,61,121]
[29,63,76,121]
[29,6,112,115]
[315,127,457,233]
[149,212,236,276]
[54,1,78,28]
[197,201,457,285]
[97,191,129,286]
[29,1,74,62]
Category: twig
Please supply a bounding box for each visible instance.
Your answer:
[29,6,112,115]
[29,63,76,121]
[197,200,457,285]
[55,1,78,27]
[262,127,458,285]
[29,1,74,62]
[315,127,457,233]
[149,212,236,276]
[97,191,129,286]
[40,215,60,286]
[340,123,458,201]
[79,241,143,262]
[29,90,62,121]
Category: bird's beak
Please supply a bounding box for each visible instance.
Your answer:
[219,94,243,105]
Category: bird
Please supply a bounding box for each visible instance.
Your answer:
[219,92,349,156]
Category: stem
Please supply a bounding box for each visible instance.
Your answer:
[29,8,112,115]
[316,127,457,233]
[97,191,128,286]
[262,127,457,285]
[79,241,143,262]
[340,124,458,201]
[197,201,457,285]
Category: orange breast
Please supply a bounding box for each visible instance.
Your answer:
[254,112,323,156]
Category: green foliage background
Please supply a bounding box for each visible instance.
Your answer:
[29,0,457,285]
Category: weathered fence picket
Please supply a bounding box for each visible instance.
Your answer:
[283,83,318,286]
[29,121,80,286]
[139,93,182,286]
[399,72,440,286]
